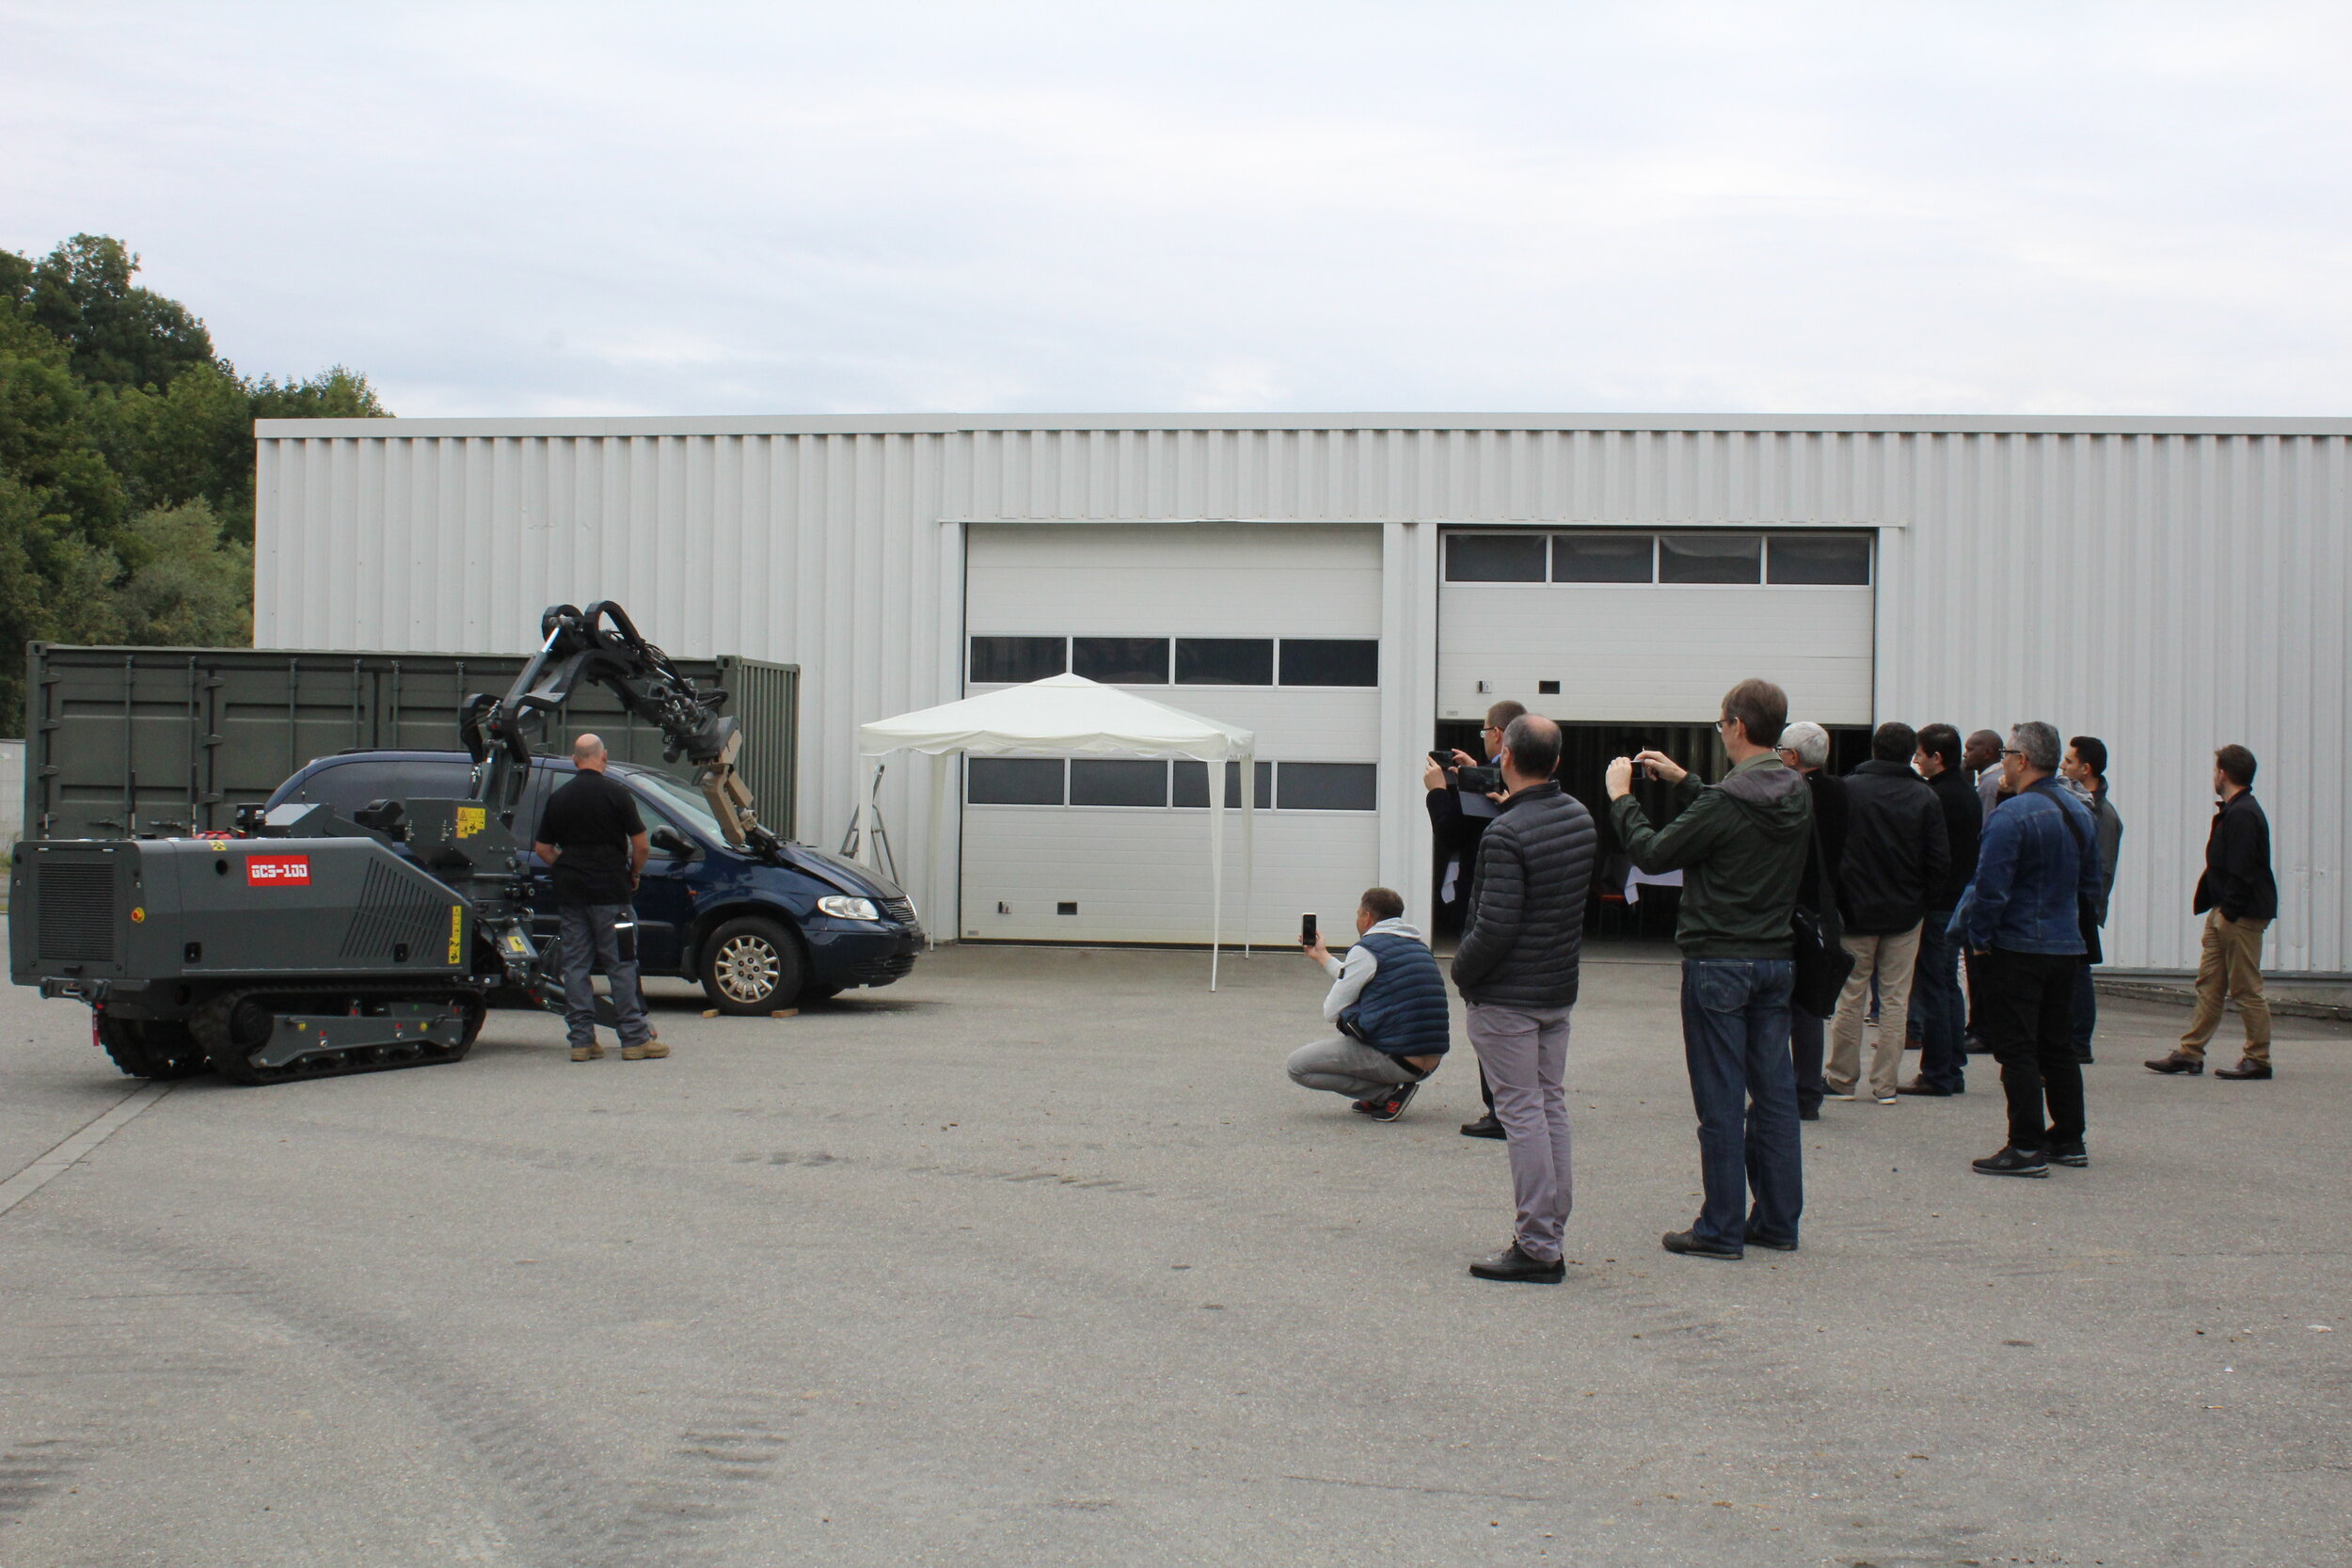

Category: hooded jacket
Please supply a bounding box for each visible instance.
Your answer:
[1451,781,1597,1009]
[1610,752,1813,958]
[1836,759,1951,935]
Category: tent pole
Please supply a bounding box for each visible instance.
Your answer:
[1207,748,1225,991]
[928,751,954,950]
[1240,743,1255,959]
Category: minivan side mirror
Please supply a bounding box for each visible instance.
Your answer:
[649,824,698,860]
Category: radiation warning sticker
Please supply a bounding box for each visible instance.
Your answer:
[454,805,487,839]
[447,906,465,963]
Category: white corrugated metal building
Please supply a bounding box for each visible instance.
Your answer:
[252,414,2351,977]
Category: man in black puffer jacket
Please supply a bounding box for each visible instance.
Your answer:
[1451,715,1597,1284]
[1825,721,1950,1104]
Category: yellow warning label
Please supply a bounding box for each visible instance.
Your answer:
[447,906,464,964]
[454,805,486,839]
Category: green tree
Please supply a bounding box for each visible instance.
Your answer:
[0,233,388,733]
[24,234,214,391]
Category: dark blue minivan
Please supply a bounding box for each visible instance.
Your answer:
[267,750,923,1012]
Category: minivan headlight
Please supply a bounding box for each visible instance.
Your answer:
[817,895,881,922]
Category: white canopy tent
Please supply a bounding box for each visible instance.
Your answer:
[854,673,1258,988]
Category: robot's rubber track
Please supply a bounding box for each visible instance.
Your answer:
[191,984,487,1086]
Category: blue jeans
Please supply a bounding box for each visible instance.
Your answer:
[1913,908,1967,1092]
[1679,958,1804,1252]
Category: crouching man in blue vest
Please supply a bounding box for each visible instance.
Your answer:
[1285,887,1452,1121]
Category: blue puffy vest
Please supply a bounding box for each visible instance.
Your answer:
[1341,931,1453,1058]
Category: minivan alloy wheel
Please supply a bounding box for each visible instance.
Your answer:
[715,934,780,1004]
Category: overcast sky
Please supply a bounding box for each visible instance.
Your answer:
[7,2,2347,419]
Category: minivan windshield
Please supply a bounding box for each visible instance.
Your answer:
[619,767,732,845]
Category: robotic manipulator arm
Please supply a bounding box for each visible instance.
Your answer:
[458,601,785,863]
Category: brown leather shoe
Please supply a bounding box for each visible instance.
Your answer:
[2214,1059,2272,1080]
[2143,1053,2203,1076]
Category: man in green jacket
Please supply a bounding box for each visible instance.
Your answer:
[1606,679,1813,1260]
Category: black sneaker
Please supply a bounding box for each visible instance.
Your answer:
[2048,1138,2088,1167]
[1469,1243,1565,1284]
[1458,1112,1506,1139]
[1972,1145,2050,1178]
[1364,1082,1419,1122]
[1798,1104,1821,1122]
[1661,1228,1742,1260]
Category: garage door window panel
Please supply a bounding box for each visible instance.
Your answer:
[1446,533,1547,582]
[1172,759,1272,807]
[1069,760,1169,807]
[968,758,1066,805]
[1174,638,1274,686]
[1278,762,1378,812]
[970,636,1067,684]
[1279,639,1379,688]
[1073,637,1170,684]
[1659,533,1763,584]
[1767,534,1872,585]
[1553,533,1656,583]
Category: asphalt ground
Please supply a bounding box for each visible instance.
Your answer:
[2,943,2347,1568]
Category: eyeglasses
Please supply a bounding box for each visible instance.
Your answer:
[2000,748,2025,757]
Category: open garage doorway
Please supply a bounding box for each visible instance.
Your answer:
[1427,718,1869,944]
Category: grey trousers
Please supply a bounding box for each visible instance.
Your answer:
[560,902,652,1050]
[1466,1002,1575,1263]
[1286,1035,1424,1101]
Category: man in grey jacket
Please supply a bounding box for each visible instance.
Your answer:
[1451,715,1597,1284]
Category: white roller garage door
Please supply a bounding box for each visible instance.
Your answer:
[1438,529,1876,724]
[961,523,1385,945]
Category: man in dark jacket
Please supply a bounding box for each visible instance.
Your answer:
[1608,680,1811,1260]
[2148,745,2279,1079]
[2060,736,2124,1064]
[1452,714,1596,1284]
[1825,721,1950,1104]
[1775,721,1847,1121]
[1900,723,1980,1096]
[1952,722,2104,1176]
[1425,698,1525,1139]
[1286,888,1449,1119]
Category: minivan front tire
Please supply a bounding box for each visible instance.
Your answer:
[700,915,805,1015]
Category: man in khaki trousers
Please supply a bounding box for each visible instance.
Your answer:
[2148,745,2278,1080]
[1824,722,1949,1104]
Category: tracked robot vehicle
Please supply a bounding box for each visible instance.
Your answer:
[10,603,800,1085]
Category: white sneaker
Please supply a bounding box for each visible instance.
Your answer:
[1874,1091,1899,1104]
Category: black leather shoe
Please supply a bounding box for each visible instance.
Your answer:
[1972,1145,2050,1178]
[2215,1059,2273,1080]
[1895,1079,1953,1097]
[1661,1228,1742,1260]
[2144,1053,2203,1076]
[2074,1049,2094,1064]
[1458,1113,1506,1139]
[1798,1104,1821,1122]
[1743,1230,1799,1251]
[1469,1243,1565,1284]
[2048,1138,2088,1167]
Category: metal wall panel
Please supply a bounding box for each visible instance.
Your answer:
[255,418,2352,974]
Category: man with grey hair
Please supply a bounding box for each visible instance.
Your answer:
[1775,721,1845,1120]
[533,734,663,1063]
[1949,721,2102,1176]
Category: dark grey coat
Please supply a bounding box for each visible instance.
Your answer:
[1451,781,1597,1009]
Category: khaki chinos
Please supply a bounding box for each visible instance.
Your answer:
[2178,910,2272,1064]
[1826,922,1923,1100]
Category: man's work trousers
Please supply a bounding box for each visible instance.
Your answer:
[1981,947,2086,1152]
[1827,922,1922,1100]
[1286,1036,1426,1101]
[1679,958,1804,1254]
[1912,909,1967,1092]
[2178,910,2273,1065]
[1466,1003,1575,1264]
[559,902,652,1052]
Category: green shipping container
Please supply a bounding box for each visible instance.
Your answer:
[23,644,799,842]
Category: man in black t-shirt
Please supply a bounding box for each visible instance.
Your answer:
[532,735,662,1062]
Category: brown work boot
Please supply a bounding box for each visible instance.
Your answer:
[571,1042,605,1062]
[622,1033,668,1061]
